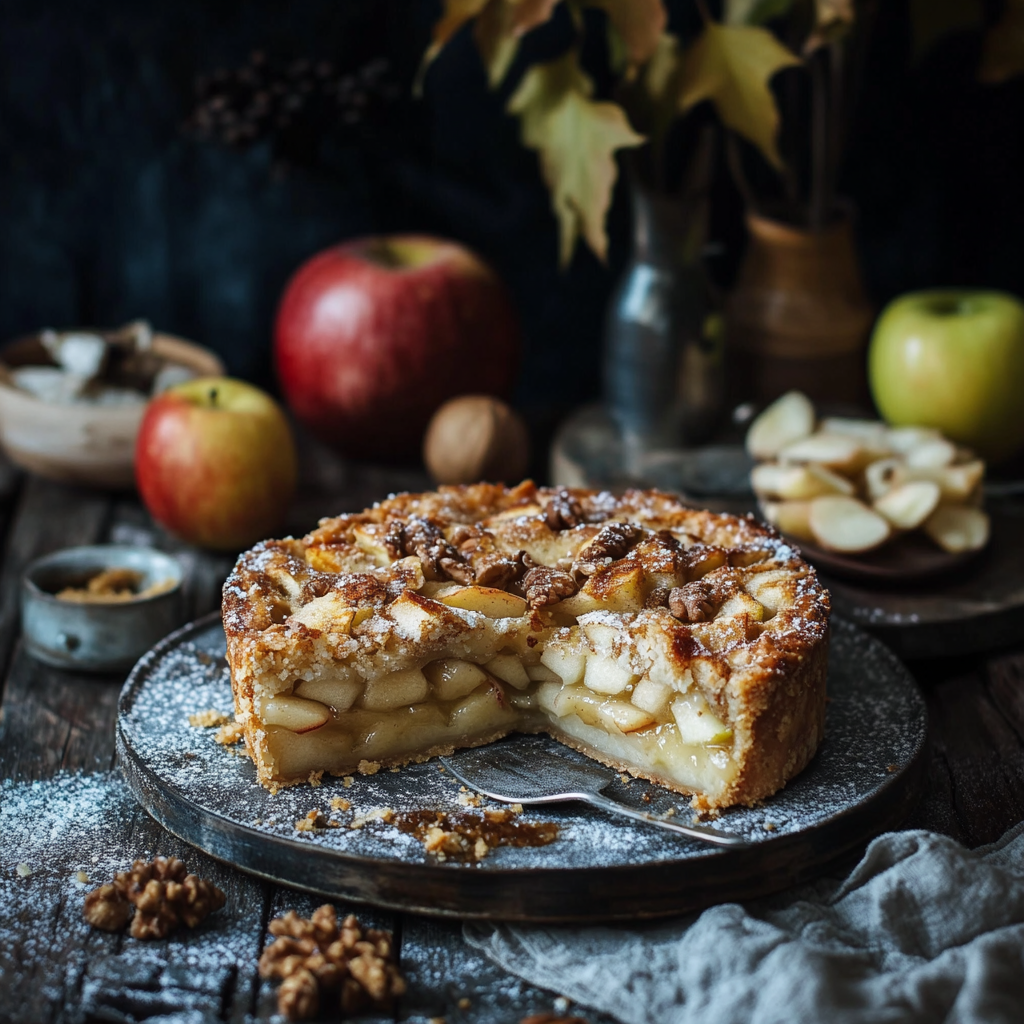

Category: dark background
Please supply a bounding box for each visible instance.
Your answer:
[0,0,1021,422]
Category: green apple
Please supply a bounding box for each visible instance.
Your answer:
[868,289,1024,463]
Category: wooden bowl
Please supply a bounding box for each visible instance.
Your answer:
[0,332,224,489]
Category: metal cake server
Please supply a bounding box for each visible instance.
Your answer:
[440,736,748,848]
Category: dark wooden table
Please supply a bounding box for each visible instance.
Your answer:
[2,452,1023,1024]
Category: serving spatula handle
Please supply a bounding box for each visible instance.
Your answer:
[581,792,748,847]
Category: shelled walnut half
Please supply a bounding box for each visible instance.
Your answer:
[258,904,406,1021]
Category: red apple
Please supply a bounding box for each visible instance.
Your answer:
[274,235,520,460]
[135,377,298,551]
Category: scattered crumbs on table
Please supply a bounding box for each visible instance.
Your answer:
[342,775,355,788]
[511,803,524,814]
[330,797,351,812]
[308,770,324,787]
[428,1018,446,1024]
[390,766,401,773]
[16,863,32,878]
[887,764,898,773]
[214,721,244,745]
[553,996,571,1013]
[75,870,89,885]
[295,810,327,833]
[618,774,630,785]
[457,786,482,808]
[188,708,230,728]
[358,760,381,776]
[764,822,777,832]
[458,996,472,1010]
[350,807,395,830]
[641,792,651,804]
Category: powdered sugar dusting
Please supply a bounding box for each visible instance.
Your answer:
[117,618,926,887]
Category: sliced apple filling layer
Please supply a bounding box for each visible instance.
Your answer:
[223,483,830,810]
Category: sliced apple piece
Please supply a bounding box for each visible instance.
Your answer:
[907,460,985,503]
[751,462,854,500]
[630,676,673,716]
[294,677,362,713]
[540,645,587,686]
[441,586,528,618]
[809,496,891,553]
[485,652,531,690]
[819,417,892,456]
[423,659,489,701]
[873,480,941,530]
[905,437,957,469]
[535,680,563,715]
[745,390,816,459]
[551,685,603,726]
[864,457,906,502]
[260,694,330,733]
[886,425,943,454]
[287,594,356,634]
[923,506,990,553]
[526,663,561,684]
[671,695,732,745]
[361,667,429,711]
[717,592,765,621]
[778,433,866,474]
[761,500,814,541]
[598,699,655,734]
[445,687,516,734]
[583,655,636,695]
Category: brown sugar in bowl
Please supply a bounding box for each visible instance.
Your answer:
[0,332,224,489]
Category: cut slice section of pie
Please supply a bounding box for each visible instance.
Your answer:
[223,483,830,811]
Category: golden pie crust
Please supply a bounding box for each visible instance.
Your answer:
[223,482,830,810]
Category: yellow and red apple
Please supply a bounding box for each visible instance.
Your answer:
[869,289,1024,463]
[274,235,520,461]
[135,377,297,551]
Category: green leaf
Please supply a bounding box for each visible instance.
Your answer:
[679,22,800,169]
[588,0,667,69]
[804,0,855,55]
[979,0,1024,83]
[508,51,645,264]
[724,0,795,26]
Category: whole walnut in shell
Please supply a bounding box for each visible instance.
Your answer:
[424,395,529,485]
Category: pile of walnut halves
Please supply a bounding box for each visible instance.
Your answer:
[258,905,406,1021]
[82,855,226,940]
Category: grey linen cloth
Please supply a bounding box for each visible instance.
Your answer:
[464,823,1024,1023]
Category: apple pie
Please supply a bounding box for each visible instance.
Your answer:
[223,483,830,810]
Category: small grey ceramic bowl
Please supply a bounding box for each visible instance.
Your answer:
[22,545,184,672]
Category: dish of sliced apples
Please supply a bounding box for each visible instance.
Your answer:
[747,391,990,560]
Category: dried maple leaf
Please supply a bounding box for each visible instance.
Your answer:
[419,0,560,90]
[588,0,667,70]
[979,0,1024,83]
[507,50,644,265]
[804,0,855,55]
[678,22,800,170]
[476,0,561,86]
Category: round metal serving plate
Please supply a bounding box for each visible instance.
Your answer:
[117,613,927,922]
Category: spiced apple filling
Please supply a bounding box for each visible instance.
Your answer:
[223,484,829,810]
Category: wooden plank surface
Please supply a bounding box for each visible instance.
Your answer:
[1,467,1023,1024]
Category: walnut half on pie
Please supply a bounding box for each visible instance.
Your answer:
[223,483,830,811]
